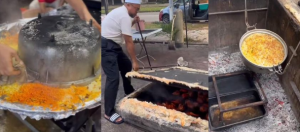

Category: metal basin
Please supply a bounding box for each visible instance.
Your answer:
[239,29,288,73]
[18,16,101,87]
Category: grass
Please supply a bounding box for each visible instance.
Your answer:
[101,4,167,13]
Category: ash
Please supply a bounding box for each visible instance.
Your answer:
[52,31,88,45]
[209,50,300,132]
[23,20,41,40]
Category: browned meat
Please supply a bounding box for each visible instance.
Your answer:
[172,90,181,96]
[180,89,188,93]
[188,91,195,98]
[206,114,209,120]
[171,100,181,104]
[166,102,176,109]
[199,104,208,113]
[182,93,189,99]
[186,100,195,109]
[186,112,200,117]
[177,104,185,112]
[193,102,199,107]
[161,103,167,107]
[197,97,204,104]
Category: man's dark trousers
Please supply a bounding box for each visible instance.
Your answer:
[101,37,135,116]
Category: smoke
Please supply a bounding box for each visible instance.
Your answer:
[0,0,21,24]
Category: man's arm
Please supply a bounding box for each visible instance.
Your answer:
[59,0,65,7]
[123,35,139,71]
[39,2,54,14]
[39,2,46,13]
[65,0,101,31]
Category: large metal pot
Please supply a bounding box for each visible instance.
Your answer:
[239,29,288,73]
[18,15,101,87]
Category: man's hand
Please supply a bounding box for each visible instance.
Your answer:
[90,18,101,33]
[0,44,23,76]
[133,15,140,23]
[132,15,140,26]
[65,0,101,32]
[132,60,139,71]
[123,35,139,71]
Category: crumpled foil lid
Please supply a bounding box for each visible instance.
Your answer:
[0,18,101,121]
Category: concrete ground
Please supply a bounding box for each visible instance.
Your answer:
[101,44,208,132]
[138,12,159,22]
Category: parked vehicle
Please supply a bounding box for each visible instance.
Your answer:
[159,0,209,23]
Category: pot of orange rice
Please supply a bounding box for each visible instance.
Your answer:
[239,29,288,73]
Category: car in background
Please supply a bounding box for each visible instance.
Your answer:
[159,0,209,23]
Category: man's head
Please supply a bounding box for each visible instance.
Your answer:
[124,0,141,18]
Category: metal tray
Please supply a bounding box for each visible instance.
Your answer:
[208,71,256,98]
[208,71,268,131]
[209,90,267,131]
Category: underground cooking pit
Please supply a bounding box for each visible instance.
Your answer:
[128,82,209,120]
[118,67,209,132]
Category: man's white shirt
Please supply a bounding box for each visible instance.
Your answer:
[101,5,132,45]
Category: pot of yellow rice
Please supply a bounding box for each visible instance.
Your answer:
[239,29,288,73]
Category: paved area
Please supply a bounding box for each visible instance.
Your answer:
[138,12,160,22]
[101,44,208,132]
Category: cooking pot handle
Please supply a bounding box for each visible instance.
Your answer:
[271,41,300,75]
[245,0,257,31]
[269,65,283,74]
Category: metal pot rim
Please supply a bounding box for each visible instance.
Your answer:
[239,29,288,69]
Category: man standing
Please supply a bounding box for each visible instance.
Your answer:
[101,0,141,124]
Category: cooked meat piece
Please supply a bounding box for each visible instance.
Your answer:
[182,93,189,99]
[171,100,181,104]
[198,95,206,101]
[172,90,181,96]
[161,103,167,107]
[186,112,200,117]
[170,102,177,108]
[180,89,188,93]
[188,91,195,98]
[193,102,199,107]
[186,100,195,109]
[185,100,192,105]
[197,97,204,104]
[177,104,185,112]
[199,104,208,113]
[166,102,176,109]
